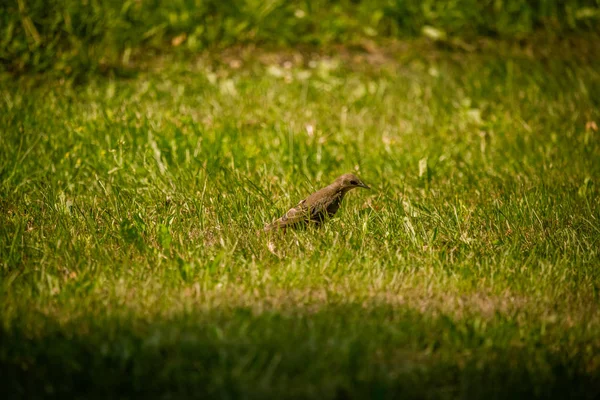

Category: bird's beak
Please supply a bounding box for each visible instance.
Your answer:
[358,182,370,189]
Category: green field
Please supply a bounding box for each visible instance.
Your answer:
[2,3,600,397]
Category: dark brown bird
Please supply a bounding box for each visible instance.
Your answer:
[264,173,370,232]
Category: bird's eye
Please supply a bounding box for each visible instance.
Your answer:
[350,180,358,185]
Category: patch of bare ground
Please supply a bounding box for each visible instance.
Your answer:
[136,33,600,76]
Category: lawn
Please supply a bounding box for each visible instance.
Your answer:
[1,38,599,398]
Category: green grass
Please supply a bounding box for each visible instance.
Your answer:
[4,0,600,77]
[1,40,600,398]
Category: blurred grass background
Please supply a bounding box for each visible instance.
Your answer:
[3,0,600,78]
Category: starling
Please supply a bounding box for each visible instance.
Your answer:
[264,173,370,232]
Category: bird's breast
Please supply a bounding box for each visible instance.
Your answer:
[325,193,344,217]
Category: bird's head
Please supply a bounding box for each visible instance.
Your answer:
[336,173,370,190]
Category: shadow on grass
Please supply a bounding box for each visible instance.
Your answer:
[1,304,598,399]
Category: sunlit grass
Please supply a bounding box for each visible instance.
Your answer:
[1,42,599,398]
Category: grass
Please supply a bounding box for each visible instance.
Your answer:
[1,39,600,398]
[5,0,600,77]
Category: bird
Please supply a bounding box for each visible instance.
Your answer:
[263,173,370,232]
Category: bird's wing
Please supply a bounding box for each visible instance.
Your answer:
[264,199,310,231]
[264,192,339,232]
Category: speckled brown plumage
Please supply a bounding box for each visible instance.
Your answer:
[264,173,370,232]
